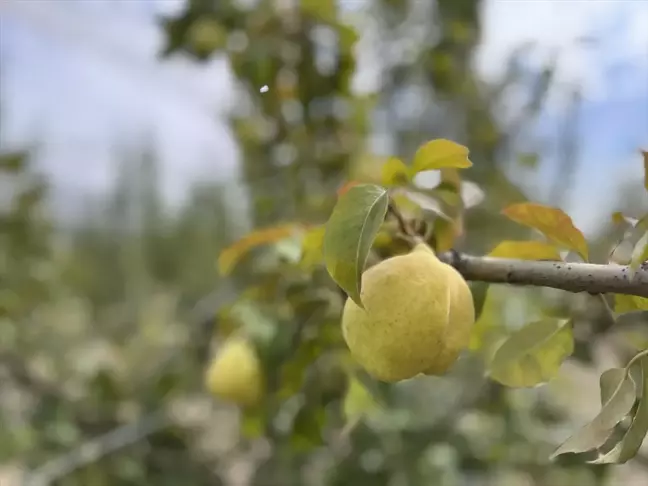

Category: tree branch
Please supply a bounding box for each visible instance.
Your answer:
[23,410,168,486]
[439,252,648,298]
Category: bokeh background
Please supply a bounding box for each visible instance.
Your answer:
[1,1,647,485]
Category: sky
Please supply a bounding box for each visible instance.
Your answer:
[0,0,647,233]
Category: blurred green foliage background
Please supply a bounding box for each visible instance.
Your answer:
[1,1,646,485]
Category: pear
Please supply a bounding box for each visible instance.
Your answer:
[341,243,475,382]
[204,336,264,407]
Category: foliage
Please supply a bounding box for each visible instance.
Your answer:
[2,0,648,485]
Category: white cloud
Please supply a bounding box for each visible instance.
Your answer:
[1,0,241,211]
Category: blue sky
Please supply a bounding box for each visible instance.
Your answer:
[0,0,647,233]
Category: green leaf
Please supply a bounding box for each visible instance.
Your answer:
[299,225,326,271]
[502,202,589,261]
[489,318,574,388]
[590,356,648,464]
[343,374,380,425]
[551,368,636,459]
[291,405,326,451]
[487,241,562,261]
[323,184,389,308]
[411,139,473,174]
[300,0,336,23]
[241,407,267,439]
[381,157,410,187]
[0,151,28,173]
[630,232,648,270]
[615,294,648,313]
[469,286,508,362]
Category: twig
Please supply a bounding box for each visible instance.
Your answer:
[387,203,414,238]
[439,253,648,298]
[23,410,168,486]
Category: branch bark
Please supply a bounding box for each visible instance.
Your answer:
[438,252,648,298]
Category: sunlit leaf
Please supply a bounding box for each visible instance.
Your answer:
[487,240,562,261]
[338,24,360,52]
[637,239,648,267]
[502,202,589,261]
[432,216,463,253]
[590,356,648,464]
[343,374,380,426]
[489,318,574,388]
[381,157,410,187]
[300,0,336,23]
[218,224,302,275]
[551,368,636,459]
[630,232,648,270]
[615,294,648,313]
[323,184,389,308]
[299,225,325,271]
[411,139,473,175]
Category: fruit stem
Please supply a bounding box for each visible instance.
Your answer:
[387,200,423,247]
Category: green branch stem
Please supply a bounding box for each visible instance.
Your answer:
[626,349,648,374]
[439,252,648,298]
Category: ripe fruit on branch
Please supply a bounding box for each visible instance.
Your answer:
[341,243,475,382]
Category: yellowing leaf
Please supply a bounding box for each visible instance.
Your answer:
[615,294,648,313]
[591,356,648,464]
[612,211,628,225]
[432,216,463,253]
[411,139,472,175]
[337,180,361,197]
[487,241,562,261]
[218,224,302,275]
[323,184,389,308]
[551,368,636,459]
[502,202,589,261]
[299,225,325,271]
[381,157,410,187]
[489,318,574,388]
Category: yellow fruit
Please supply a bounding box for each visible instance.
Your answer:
[204,336,264,407]
[341,243,475,382]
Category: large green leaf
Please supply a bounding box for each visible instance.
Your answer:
[551,368,636,459]
[502,202,589,261]
[323,184,389,308]
[489,318,574,387]
[590,356,648,464]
